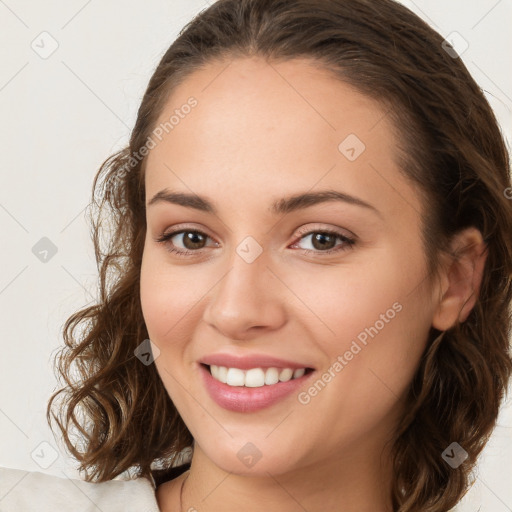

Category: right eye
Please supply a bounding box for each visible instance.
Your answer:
[155,229,219,257]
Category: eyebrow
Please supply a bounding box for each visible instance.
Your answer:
[147,188,381,218]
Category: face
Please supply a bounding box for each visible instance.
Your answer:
[140,56,439,477]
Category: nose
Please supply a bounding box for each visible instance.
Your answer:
[202,249,287,341]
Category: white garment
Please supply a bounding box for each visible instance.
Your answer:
[1,466,470,511]
[0,466,160,511]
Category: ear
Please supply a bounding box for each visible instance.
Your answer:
[432,227,488,331]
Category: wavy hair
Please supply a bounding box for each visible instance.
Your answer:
[47,0,512,510]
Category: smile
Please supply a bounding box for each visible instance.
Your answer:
[199,363,315,412]
[208,364,308,387]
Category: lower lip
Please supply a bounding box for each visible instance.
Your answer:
[199,364,314,413]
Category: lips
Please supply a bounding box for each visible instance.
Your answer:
[199,364,314,412]
[197,352,316,412]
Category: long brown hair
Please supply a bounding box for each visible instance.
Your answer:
[47,1,512,510]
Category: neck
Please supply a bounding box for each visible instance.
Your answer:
[179,439,394,512]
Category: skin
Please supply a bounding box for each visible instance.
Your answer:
[139,56,487,511]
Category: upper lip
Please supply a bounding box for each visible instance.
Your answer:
[200,353,315,370]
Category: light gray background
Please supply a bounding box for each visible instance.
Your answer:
[0,1,511,510]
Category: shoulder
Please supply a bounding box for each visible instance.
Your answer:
[0,466,160,512]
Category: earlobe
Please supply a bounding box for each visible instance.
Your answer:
[431,227,487,331]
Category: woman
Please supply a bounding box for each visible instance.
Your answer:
[1,0,511,511]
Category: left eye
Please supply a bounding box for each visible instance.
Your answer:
[290,229,355,255]
[155,228,355,257]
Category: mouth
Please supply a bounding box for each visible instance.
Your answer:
[201,363,315,388]
[198,362,316,413]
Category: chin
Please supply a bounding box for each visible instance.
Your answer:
[195,435,310,477]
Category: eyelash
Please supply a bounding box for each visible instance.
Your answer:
[154,226,356,258]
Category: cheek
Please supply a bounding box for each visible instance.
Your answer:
[140,250,205,411]
[288,244,431,348]
[292,243,432,388]
[295,245,433,431]
[140,248,204,344]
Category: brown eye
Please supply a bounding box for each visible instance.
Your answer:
[155,229,216,256]
[291,228,356,256]
[178,231,208,250]
[309,232,337,251]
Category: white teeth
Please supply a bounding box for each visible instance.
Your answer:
[226,367,245,386]
[264,367,279,385]
[210,364,220,380]
[217,365,228,384]
[293,368,305,379]
[279,368,294,382]
[209,365,308,387]
[245,368,265,387]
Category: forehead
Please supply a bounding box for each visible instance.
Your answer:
[144,56,420,222]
